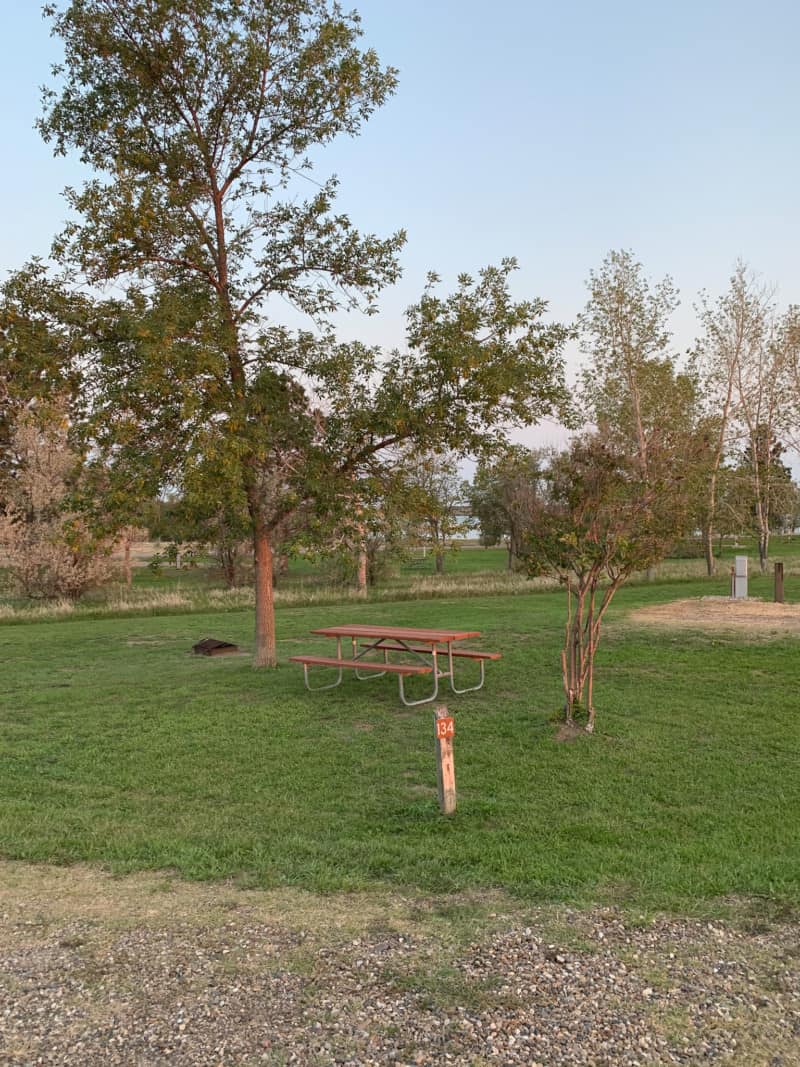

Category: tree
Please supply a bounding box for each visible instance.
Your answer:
[40,0,407,663]
[399,451,469,574]
[318,492,407,590]
[0,407,114,600]
[694,264,774,574]
[580,250,707,565]
[699,461,743,551]
[733,428,798,543]
[0,264,87,500]
[781,306,800,451]
[91,261,571,662]
[531,250,704,731]
[733,317,791,572]
[468,446,547,569]
[147,488,251,588]
[41,3,570,665]
[526,430,693,732]
[579,249,680,480]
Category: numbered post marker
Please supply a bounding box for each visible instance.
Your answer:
[433,705,456,815]
[435,716,455,740]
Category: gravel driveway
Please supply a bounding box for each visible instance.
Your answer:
[1,864,798,1066]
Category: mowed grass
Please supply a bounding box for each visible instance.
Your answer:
[1,575,799,913]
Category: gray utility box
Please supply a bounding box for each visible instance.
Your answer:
[733,555,748,599]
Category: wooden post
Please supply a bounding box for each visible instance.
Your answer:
[775,561,785,603]
[434,704,456,815]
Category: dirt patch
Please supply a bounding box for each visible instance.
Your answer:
[555,722,589,743]
[629,595,800,635]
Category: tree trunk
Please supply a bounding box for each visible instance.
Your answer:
[703,522,715,577]
[703,448,724,577]
[435,549,444,575]
[221,545,237,588]
[506,541,514,571]
[357,545,368,596]
[584,586,597,733]
[253,523,276,668]
[753,486,769,574]
[123,536,132,586]
[758,528,769,574]
[272,552,289,588]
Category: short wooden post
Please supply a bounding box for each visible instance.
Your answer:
[434,704,456,815]
[775,561,785,603]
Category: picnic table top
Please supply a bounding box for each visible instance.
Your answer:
[310,624,481,643]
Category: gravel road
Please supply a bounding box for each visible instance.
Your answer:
[1,864,798,1066]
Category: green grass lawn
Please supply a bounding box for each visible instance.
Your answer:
[2,575,799,913]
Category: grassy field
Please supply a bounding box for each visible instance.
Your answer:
[2,565,799,914]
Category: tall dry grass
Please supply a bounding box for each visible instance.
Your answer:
[0,569,555,624]
[2,551,797,625]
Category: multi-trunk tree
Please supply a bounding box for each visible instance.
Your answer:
[694,264,770,574]
[526,429,694,732]
[527,251,704,731]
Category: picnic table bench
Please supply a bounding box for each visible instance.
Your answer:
[289,624,501,706]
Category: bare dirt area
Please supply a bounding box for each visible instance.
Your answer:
[1,863,799,1066]
[629,596,800,636]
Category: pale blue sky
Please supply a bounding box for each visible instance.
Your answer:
[2,1,799,451]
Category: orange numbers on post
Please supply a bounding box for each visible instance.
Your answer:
[435,716,455,740]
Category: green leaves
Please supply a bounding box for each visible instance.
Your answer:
[382,261,572,456]
[36,2,572,664]
[40,0,404,318]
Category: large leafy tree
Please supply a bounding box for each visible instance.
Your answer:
[39,0,405,664]
[40,3,570,664]
[88,261,570,662]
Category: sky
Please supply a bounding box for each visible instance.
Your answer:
[2,0,800,456]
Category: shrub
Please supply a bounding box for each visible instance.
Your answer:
[0,411,114,600]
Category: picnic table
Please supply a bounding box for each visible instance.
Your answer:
[289,624,501,706]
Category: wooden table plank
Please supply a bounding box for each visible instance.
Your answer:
[310,624,480,642]
[289,655,432,676]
